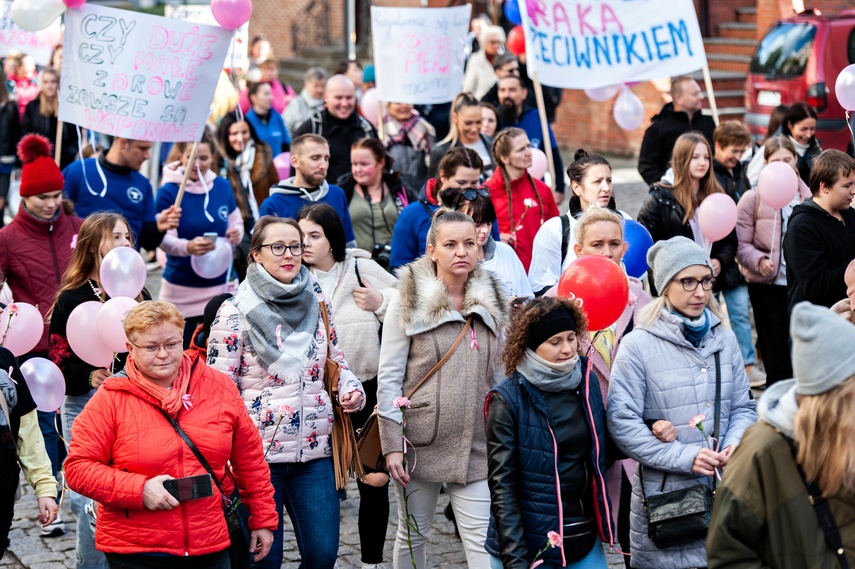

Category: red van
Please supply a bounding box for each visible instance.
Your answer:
[745,8,855,154]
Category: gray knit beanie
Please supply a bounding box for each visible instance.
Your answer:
[647,236,714,294]
[791,302,855,395]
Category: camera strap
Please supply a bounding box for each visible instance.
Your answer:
[354,258,365,288]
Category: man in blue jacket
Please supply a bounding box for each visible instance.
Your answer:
[497,75,565,203]
[260,134,356,247]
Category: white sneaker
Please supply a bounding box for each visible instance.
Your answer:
[40,513,66,537]
[747,365,767,388]
[361,564,390,569]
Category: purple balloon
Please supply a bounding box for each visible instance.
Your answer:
[100,247,146,300]
[0,302,43,356]
[698,193,738,243]
[21,357,65,412]
[758,162,799,209]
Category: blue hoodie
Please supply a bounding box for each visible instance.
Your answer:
[246,108,290,155]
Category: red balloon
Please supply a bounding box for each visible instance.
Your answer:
[557,257,629,331]
[507,25,526,56]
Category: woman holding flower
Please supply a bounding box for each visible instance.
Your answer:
[607,236,756,569]
[485,127,559,271]
[207,215,365,569]
[378,209,508,568]
[485,296,616,569]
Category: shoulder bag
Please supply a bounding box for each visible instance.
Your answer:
[158,408,251,569]
[0,387,22,501]
[641,352,721,549]
[320,301,365,489]
[356,315,474,472]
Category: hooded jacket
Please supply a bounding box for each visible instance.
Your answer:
[707,380,855,568]
[377,256,508,484]
[64,354,279,555]
[637,103,716,185]
[607,309,757,569]
[260,176,356,247]
[0,206,82,353]
[783,199,855,312]
[293,108,377,184]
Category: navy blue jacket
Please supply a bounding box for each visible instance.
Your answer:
[484,359,615,567]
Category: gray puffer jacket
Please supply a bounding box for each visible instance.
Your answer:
[607,309,757,569]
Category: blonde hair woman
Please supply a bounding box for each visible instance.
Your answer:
[21,68,77,169]
[427,92,494,179]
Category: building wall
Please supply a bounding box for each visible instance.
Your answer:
[250,0,345,59]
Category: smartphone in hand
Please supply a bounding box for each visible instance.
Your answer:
[163,474,214,502]
[203,232,218,244]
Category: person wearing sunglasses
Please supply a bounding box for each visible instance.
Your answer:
[440,186,532,299]
[208,216,366,569]
[607,236,756,569]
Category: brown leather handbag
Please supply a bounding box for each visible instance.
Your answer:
[356,315,474,473]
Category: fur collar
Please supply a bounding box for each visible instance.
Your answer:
[397,255,508,336]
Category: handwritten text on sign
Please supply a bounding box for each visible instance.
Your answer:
[520,0,706,89]
[370,5,471,104]
[0,1,60,66]
[165,5,248,71]
[59,4,230,142]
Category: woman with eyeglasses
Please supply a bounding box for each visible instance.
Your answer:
[440,186,532,299]
[207,215,366,569]
[607,236,756,569]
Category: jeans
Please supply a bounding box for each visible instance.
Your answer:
[63,390,107,569]
[36,410,65,478]
[393,479,491,569]
[250,458,340,569]
[489,541,607,569]
[721,285,755,366]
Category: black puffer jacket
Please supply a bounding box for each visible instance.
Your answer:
[713,159,751,204]
[0,101,20,164]
[637,185,741,293]
[637,103,716,185]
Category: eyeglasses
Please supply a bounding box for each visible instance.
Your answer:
[459,188,490,201]
[259,242,304,256]
[674,277,716,292]
[129,341,183,355]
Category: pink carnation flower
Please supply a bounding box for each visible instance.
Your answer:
[278,405,293,417]
[688,414,706,430]
[393,396,411,409]
[547,530,561,547]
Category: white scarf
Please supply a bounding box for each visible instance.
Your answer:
[234,140,259,218]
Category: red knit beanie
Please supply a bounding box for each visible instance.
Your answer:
[17,134,64,197]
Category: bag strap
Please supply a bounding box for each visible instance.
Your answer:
[354,258,365,288]
[560,214,570,268]
[319,301,335,396]
[783,435,851,569]
[0,386,18,453]
[405,315,473,400]
[158,408,228,503]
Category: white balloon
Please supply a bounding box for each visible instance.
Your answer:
[10,0,64,31]
[585,84,622,102]
[191,238,233,279]
[613,86,645,131]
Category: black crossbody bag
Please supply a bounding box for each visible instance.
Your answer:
[641,352,721,549]
[158,408,251,569]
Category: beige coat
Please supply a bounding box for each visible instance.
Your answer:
[377,256,508,484]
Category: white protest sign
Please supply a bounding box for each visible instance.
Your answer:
[165,4,248,71]
[520,0,707,89]
[0,1,60,66]
[371,5,471,104]
[59,3,231,142]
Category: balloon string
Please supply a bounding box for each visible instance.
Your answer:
[847,111,855,151]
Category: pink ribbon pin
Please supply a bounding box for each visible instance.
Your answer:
[275,324,284,350]
[181,394,194,411]
[470,328,480,351]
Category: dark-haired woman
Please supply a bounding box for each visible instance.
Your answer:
[441,187,532,299]
[208,215,365,569]
[379,209,508,568]
[427,92,494,179]
[485,127,560,272]
[297,203,398,569]
[246,82,289,156]
[217,113,280,233]
[485,296,615,569]
[529,150,631,295]
[780,102,821,185]
[389,147,484,271]
[337,138,413,258]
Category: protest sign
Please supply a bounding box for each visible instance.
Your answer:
[59,3,230,142]
[519,0,707,89]
[165,4,248,71]
[370,5,471,104]
[0,0,60,66]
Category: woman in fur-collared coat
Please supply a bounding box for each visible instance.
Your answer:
[378,210,509,569]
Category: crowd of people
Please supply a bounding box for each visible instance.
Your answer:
[1,13,855,569]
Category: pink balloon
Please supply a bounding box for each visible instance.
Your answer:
[0,302,43,356]
[359,88,380,127]
[191,238,233,279]
[585,84,622,102]
[613,86,645,131]
[273,152,290,180]
[758,162,799,209]
[528,148,548,179]
[35,20,62,47]
[836,64,855,112]
[62,0,84,7]
[68,301,114,368]
[697,193,738,243]
[21,358,64,412]
[100,247,146,300]
[211,0,252,30]
[95,297,138,354]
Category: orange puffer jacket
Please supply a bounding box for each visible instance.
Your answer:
[65,353,277,556]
